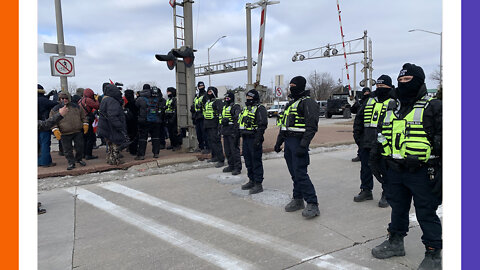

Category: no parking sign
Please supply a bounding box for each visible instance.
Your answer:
[50,56,75,77]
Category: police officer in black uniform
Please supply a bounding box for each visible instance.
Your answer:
[203,86,225,167]
[191,81,209,153]
[239,89,268,194]
[370,63,442,270]
[351,87,371,162]
[220,91,242,175]
[165,87,182,151]
[135,84,162,159]
[274,76,321,219]
[353,75,394,208]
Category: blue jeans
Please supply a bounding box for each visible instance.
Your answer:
[38,131,52,166]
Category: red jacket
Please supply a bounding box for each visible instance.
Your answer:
[79,88,100,115]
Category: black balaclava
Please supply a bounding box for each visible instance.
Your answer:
[224,91,235,105]
[143,84,151,90]
[397,63,425,104]
[245,89,259,106]
[207,86,218,100]
[102,82,110,94]
[289,76,307,100]
[197,81,206,96]
[375,75,393,100]
[167,87,176,98]
[361,87,371,101]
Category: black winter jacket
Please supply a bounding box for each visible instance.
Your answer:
[97,85,128,145]
[239,103,268,143]
[371,84,442,160]
[203,98,224,129]
[220,103,242,136]
[38,93,58,121]
[353,90,394,149]
[276,96,320,148]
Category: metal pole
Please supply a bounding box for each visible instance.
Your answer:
[183,0,196,150]
[54,0,68,93]
[368,38,373,89]
[440,32,442,86]
[353,62,357,91]
[207,35,226,86]
[246,5,252,85]
[208,47,211,85]
[363,31,368,89]
[255,3,267,84]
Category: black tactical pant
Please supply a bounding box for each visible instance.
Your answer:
[61,132,84,165]
[206,127,224,162]
[223,134,241,171]
[167,121,181,148]
[195,118,208,150]
[386,166,442,249]
[137,122,160,157]
[242,135,263,183]
[284,136,318,204]
[83,119,96,157]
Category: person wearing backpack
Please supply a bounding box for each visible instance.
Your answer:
[79,88,100,160]
[135,84,162,160]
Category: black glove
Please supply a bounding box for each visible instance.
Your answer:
[274,143,282,153]
[369,157,384,183]
[295,145,308,157]
[254,136,263,148]
[221,118,230,126]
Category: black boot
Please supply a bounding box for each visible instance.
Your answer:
[223,166,233,173]
[372,232,406,259]
[351,156,360,162]
[302,203,320,219]
[67,163,75,170]
[354,189,373,202]
[418,247,442,270]
[231,170,241,175]
[215,161,225,168]
[241,181,255,190]
[378,192,389,208]
[284,199,305,212]
[249,183,263,194]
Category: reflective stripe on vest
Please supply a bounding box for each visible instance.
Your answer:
[220,105,233,124]
[364,97,390,128]
[194,96,203,112]
[203,100,215,120]
[165,98,174,113]
[280,97,308,132]
[238,105,258,130]
[381,95,434,162]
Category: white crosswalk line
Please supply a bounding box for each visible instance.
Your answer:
[66,187,255,270]
[99,182,370,270]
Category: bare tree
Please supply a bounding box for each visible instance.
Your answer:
[307,71,337,100]
[429,68,442,88]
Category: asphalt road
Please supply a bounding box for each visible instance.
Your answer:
[38,145,441,270]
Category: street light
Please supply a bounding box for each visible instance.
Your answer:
[408,29,442,85]
[208,35,227,86]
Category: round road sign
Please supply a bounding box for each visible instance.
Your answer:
[55,58,74,75]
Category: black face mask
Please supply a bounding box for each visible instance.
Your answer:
[375,87,390,99]
[245,99,255,106]
[167,94,173,98]
[397,77,423,102]
[289,86,304,99]
[208,93,215,99]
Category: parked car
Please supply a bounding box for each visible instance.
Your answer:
[317,100,327,117]
[267,101,288,118]
[325,93,352,119]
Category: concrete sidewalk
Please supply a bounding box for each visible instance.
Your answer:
[38,118,355,179]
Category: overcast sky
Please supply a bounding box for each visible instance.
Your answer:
[37,0,442,94]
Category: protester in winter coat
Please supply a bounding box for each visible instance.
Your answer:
[124,89,139,155]
[71,88,84,104]
[50,92,88,170]
[38,84,58,167]
[79,88,100,160]
[97,84,128,165]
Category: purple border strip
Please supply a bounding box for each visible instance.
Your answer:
[462,0,480,269]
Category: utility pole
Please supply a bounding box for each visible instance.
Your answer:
[55,0,68,92]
